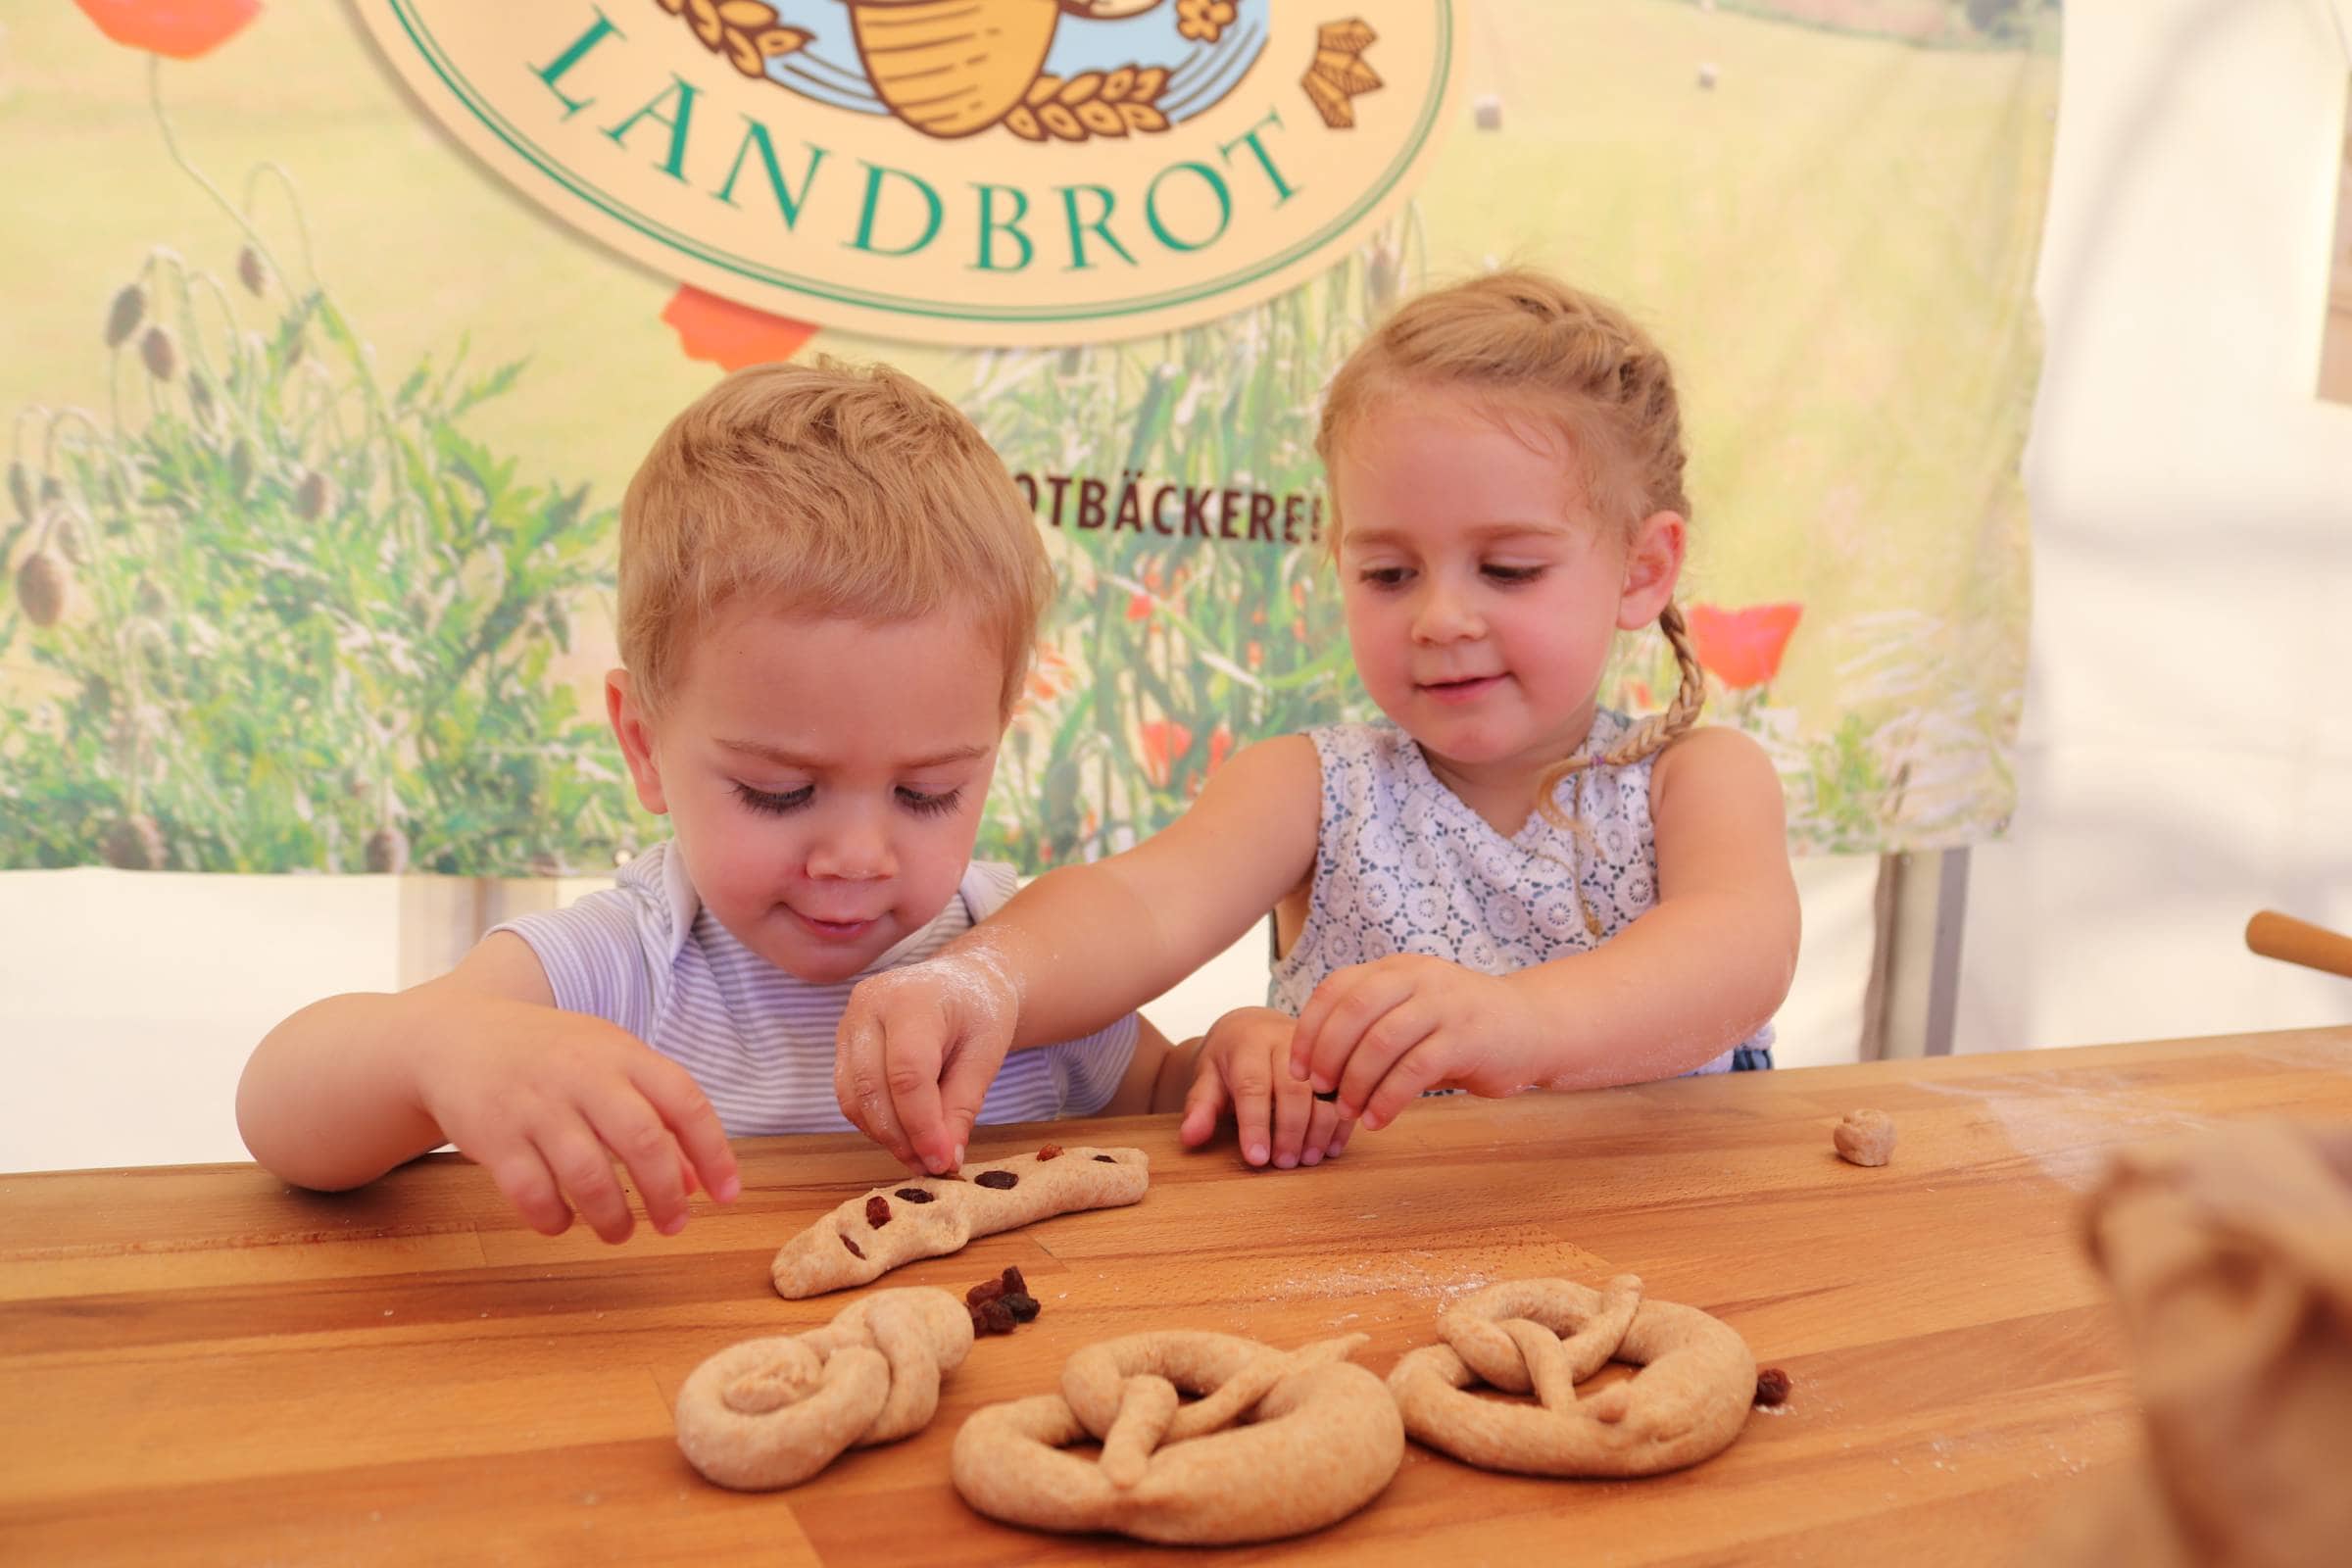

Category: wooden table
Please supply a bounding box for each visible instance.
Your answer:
[6,1027,2349,1565]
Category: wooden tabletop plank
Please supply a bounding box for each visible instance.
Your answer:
[4,1026,2347,1565]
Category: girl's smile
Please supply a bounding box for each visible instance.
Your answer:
[1416,672,1509,704]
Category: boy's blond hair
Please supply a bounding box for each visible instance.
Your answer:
[618,358,1048,717]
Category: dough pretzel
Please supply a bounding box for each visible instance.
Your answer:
[1388,1275,1755,1476]
[953,1331,1404,1544]
[771,1146,1149,1299]
[674,1287,972,1490]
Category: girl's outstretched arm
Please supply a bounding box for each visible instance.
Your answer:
[835,734,1324,1173]
[1291,726,1799,1127]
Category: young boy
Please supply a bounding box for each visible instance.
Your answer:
[237,360,1170,1243]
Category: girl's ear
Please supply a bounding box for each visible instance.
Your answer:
[1617,510,1686,630]
[607,669,670,815]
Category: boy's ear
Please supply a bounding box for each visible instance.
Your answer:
[1617,510,1687,631]
[607,669,669,815]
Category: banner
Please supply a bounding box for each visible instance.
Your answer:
[1,1,2058,875]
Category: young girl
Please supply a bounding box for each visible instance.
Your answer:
[837,270,1799,1177]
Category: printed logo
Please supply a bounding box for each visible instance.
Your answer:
[355,1,1465,343]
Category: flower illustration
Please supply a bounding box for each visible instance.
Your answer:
[1139,719,1194,789]
[1686,602,1803,691]
[1025,641,1073,705]
[661,284,818,370]
[1176,0,1236,44]
[74,0,260,60]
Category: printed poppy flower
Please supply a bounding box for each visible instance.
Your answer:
[74,0,259,59]
[661,283,817,370]
[1025,640,1072,704]
[1686,602,1803,691]
[1207,724,1234,774]
[1139,719,1194,789]
[1126,592,1153,622]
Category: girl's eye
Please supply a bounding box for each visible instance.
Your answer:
[897,786,963,817]
[1484,564,1545,584]
[734,782,813,815]
[1356,565,1410,588]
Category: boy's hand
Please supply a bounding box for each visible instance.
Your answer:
[1287,956,1544,1130]
[834,953,1020,1176]
[412,997,738,1244]
[1181,1007,1352,1168]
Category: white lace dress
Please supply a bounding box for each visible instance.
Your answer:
[1267,715,1774,1075]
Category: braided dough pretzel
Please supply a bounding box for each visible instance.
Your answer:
[953,1331,1404,1544]
[674,1287,972,1490]
[1389,1275,1754,1476]
[772,1146,1149,1299]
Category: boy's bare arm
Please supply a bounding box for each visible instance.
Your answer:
[236,933,737,1240]
[235,933,558,1191]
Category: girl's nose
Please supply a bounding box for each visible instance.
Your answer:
[1412,579,1483,643]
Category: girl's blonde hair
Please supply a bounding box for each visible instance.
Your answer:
[1315,270,1707,932]
[618,358,1049,718]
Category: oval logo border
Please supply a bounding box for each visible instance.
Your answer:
[360,2,1466,344]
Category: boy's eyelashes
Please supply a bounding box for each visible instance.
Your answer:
[729,781,964,817]
[732,782,814,815]
[896,786,963,817]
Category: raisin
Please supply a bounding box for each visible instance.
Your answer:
[865,1195,891,1228]
[966,1278,1007,1306]
[981,1298,1016,1335]
[1754,1368,1791,1406]
[840,1233,864,1259]
[1092,1154,1116,1163]
[968,1304,991,1336]
[1000,1264,1026,1297]
[894,1188,936,1204]
[1003,1293,1041,1323]
[1037,1144,1063,1160]
[975,1170,1018,1190]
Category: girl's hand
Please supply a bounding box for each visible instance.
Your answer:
[1287,956,1544,1130]
[413,998,739,1244]
[833,953,1021,1176]
[1181,1007,1353,1168]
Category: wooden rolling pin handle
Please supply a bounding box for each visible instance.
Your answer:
[2245,910,2352,980]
